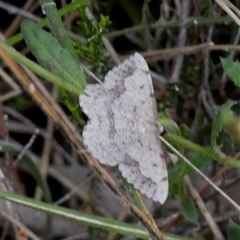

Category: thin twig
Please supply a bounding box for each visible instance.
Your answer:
[215,0,240,26]
[3,0,40,38]
[1,211,41,240]
[0,1,41,22]
[170,0,191,83]
[160,136,240,212]
[107,16,233,38]
[34,87,57,200]
[14,128,39,166]
[184,176,225,240]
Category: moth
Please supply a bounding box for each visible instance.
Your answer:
[79,53,168,204]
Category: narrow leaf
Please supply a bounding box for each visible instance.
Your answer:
[40,0,79,62]
[21,19,86,93]
[221,58,240,87]
[0,191,149,239]
[1,41,80,95]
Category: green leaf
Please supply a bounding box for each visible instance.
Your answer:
[221,58,240,87]
[211,100,236,149]
[1,41,81,96]
[227,220,240,240]
[21,19,86,93]
[41,0,79,63]
[181,197,199,223]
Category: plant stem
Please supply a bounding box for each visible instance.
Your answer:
[164,133,240,169]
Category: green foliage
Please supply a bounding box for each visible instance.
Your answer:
[227,220,240,240]
[19,4,112,145]
[181,197,199,224]
[40,0,80,63]
[21,19,86,93]
[74,6,111,73]
[221,58,240,87]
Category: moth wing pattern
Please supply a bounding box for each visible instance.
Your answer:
[79,53,168,203]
